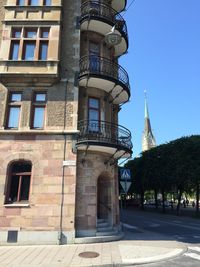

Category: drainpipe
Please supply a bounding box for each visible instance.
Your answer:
[58,79,68,245]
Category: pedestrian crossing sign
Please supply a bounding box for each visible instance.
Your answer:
[120,168,131,193]
[120,168,131,181]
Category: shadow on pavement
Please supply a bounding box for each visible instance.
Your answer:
[120,206,200,245]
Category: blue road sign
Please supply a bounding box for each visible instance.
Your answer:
[120,168,131,181]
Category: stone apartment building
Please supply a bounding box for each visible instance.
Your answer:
[0,0,132,245]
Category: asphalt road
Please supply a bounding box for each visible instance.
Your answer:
[121,207,200,266]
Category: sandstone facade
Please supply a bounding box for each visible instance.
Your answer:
[0,0,131,244]
[0,0,80,245]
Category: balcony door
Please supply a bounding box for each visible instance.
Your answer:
[89,42,100,73]
[89,0,100,13]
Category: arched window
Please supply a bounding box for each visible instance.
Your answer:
[5,161,32,204]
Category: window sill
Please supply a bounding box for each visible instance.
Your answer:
[4,203,30,208]
[4,128,18,130]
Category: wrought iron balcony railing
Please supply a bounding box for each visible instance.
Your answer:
[80,0,128,42]
[79,55,130,92]
[76,120,133,153]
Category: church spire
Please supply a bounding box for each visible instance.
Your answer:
[144,90,150,119]
[142,91,156,152]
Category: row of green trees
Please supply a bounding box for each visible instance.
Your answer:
[125,135,200,216]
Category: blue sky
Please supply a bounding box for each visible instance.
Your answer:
[119,0,200,158]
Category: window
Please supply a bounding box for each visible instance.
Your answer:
[22,28,37,60]
[12,28,22,38]
[22,41,36,60]
[39,41,48,60]
[11,93,22,102]
[43,0,51,5]
[32,92,47,129]
[88,97,100,132]
[89,42,100,56]
[89,42,100,72]
[10,28,22,60]
[5,161,32,204]
[24,28,37,38]
[17,0,25,5]
[6,92,22,129]
[40,28,49,38]
[28,0,39,5]
[9,41,20,60]
[9,27,49,61]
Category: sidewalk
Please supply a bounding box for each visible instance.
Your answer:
[0,225,186,267]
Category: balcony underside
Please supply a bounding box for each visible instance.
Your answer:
[79,75,129,105]
[111,0,127,12]
[76,141,132,159]
[81,20,127,57]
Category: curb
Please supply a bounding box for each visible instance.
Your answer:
[120,247,187,266]
[67,245,187,267]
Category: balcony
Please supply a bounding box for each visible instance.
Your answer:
[111,0,127,13]
[0,60,59,86]
[76,120,133,159]
[79,55,130,105]
[80,1,128,56]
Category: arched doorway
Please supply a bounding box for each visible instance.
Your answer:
[97,173,112,224]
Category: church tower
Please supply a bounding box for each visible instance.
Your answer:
[142,91,156,151]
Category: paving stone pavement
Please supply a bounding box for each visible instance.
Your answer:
[0,229,186,267]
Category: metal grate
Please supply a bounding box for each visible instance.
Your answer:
[7,231,18,243]
[78,251,100,258]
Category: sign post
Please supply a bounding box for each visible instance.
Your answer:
[120,168,131,209]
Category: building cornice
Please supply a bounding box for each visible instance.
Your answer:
[0,130,80,135]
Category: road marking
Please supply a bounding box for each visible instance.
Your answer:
[177,236,184,240]
[145,218,200,231]
[184,252,200,261]
[188,247,200,253]
[173,235,185,240]
[149,223,160,228]
[123,223,139,230]
[172,220,181,223]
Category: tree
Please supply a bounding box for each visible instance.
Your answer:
[126,157,146,209]
[125,135,200,216]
